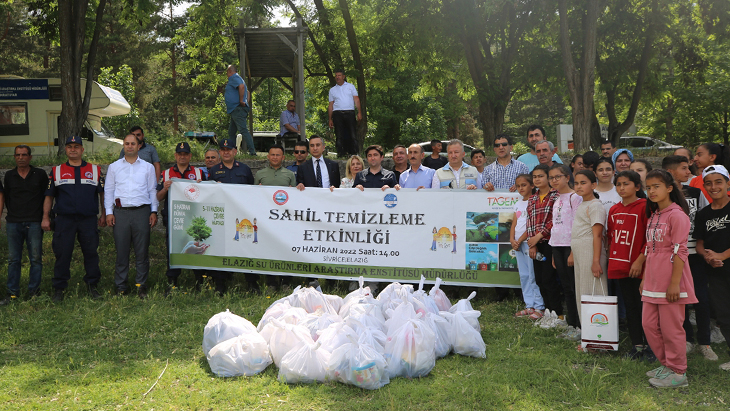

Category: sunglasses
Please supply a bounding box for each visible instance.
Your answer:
[493,142,509,147]
[293,150,307,154]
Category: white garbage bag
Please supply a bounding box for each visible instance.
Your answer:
[383,314,436,378]
[342,276,373,306]
[316,322,359,353]
[202,309,258,357]
[265,319,315,367]
[324,294,344,313]
[303,311,343,341]
[278,341,331,384]
[441,311,486,358]
[426,312,452,358]
[384,301,417,335]
[328,336,390,390]
[206,332,272,377]
[291,286,338,315]
[429,278,452,312]
[412,275,440,315]
[345,317,387,352]
[449,291,477,313]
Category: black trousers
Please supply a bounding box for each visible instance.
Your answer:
[52,215,101,289]
[707,272,730,352]
[332,110,359,156]
[553,246,579,327]
[618,276,646,346]
[533,242,563,315]
[683,255,712,345]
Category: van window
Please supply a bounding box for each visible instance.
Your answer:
[0,103,29,136]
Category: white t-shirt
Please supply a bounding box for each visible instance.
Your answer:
[596,186,621,220]
[513,199,529,239]
[328,81,358,111]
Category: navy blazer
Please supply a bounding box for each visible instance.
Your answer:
[296,157,341,188]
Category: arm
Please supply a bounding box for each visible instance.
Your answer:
[98,192,106,227]
[238,83,246,106]
[154,163,161,180]
[354,96,362,121]
[41,196,53,231]
[697,239,726,267]
[666,254,685,303]
[510,215,519,250]
[328,100,334,128]
[591,224,604,277]
[147,165,159,227]
[104,164,116,226]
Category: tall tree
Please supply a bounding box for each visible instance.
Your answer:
[558,0,601,152]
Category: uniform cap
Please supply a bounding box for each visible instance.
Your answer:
[176,142,191,153]
[219,138,236,149]
[65,135,82,145]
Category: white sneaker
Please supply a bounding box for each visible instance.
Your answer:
[698,345,718,361]
[686,341,695,355]
[720,361,730,371]
[711,326,726,344]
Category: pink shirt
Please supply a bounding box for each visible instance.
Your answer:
[641,203,698,305]
[549,192,583,247]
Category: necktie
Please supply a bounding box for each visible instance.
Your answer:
[316,159,323,188]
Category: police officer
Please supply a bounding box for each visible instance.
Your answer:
[42,135,106,302]
[208,138,259,294]
[157,142,206,296]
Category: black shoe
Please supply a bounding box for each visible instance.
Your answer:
[0,295,17,306]
[308,279,320,289]
[624,346,644,360]
[88,285,102,300]
[137,285,148,300]
[249,283,262,295]
[642,346,657,363]
[52,289,64,303]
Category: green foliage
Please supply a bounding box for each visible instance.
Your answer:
[186,216,212,242]
[511,142,531,156]
[98,64,141,138]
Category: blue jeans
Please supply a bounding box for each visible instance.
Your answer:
[516,242,545,310]
[228,105,256,155]
[6,222,43,296]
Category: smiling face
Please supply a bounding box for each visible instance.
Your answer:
[204,150,220,168]
[65,143,84,161]
[527,129,544,149]
[349,157,363,174]
[267,147,284,168]
[615,153,632,172]
[704,174,730,202]
[365,149,383,168]
[600,143,613,157]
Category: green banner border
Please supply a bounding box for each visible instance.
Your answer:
[170,254,520,287]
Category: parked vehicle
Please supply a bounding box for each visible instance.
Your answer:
[0,76,130,155]
[618,136,683,153]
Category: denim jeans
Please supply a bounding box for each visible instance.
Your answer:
[6,221,43,296]
[228,105,256,155]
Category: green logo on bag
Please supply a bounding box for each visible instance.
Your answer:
[597,334,601,339]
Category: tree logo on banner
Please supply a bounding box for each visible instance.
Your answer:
[184,184,200,201]
[383,193,397,208]
[273,190,289,205]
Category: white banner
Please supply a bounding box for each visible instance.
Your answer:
[169,181,522,287]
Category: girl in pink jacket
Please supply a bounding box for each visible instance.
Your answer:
[642,169,697,389]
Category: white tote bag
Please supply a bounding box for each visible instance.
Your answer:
[580,279,619,351]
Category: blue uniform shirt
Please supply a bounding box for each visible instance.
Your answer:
[225,73,247,114]
[45,161,104,217]
[208,161,254,185]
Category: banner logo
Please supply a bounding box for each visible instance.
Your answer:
[590,313,609,326]
[273,190,289,205]
[184,184,200,201]
[383,193,397,208]
[85,171,93,179]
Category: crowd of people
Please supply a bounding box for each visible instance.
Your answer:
[1,115,730,389]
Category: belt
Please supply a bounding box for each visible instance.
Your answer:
[334,110,355,113]
[116,204,149,210]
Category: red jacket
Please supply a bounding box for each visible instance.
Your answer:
[607,198,648,279]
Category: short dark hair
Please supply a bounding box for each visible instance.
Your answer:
[393,144,406,152]
[294,140,309,150]
[309,135,325,145]
[129,126,143,134]
[334,69,345,75]
[430,139,442,146]
[123,133,139,144]
[662,155,689,170]
[268,144,285,154]
[471,149,485,159]
[287,100,295,105]
[582,151,600,171]
[527,125,546,137]
[364,144,384,157]
[494,134,513,145]
[14,145,31,156]
[601,140,615,148]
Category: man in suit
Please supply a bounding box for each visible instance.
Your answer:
[296,135,341,190]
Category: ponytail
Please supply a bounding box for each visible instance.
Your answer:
[576,169,600,198]
[699,143,730,170]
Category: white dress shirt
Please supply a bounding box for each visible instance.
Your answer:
[311,156,331,188]
[104,156,159,214]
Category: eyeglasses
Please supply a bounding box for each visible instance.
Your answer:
[493,142,510,148]
[548,175,567,181]
[293,150,307,154]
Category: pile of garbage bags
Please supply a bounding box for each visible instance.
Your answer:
[203,276,486,389]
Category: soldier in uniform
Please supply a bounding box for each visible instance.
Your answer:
[42,135,106,302]
[207,138,259,294]
[157,142,206,296]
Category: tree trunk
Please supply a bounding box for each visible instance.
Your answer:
[558,0,600,153]
[58,0,107,154]
[338,0,366,152]
[665,96,674,142]
[169,2,178,133]
[313,0,344,85]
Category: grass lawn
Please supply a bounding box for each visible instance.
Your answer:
[1,228,729,410]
